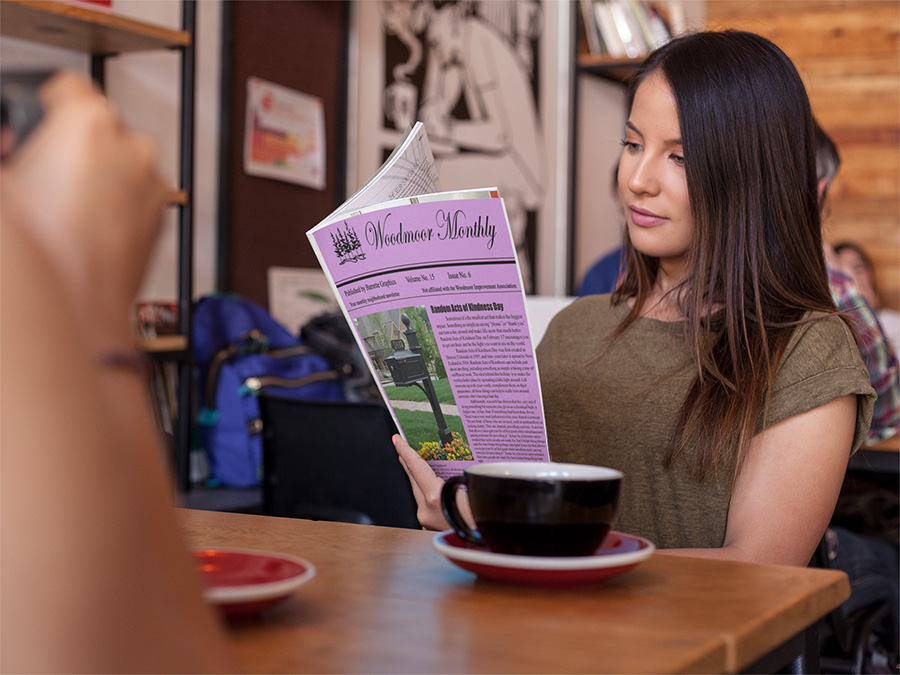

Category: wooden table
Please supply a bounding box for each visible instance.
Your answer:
[180,509,849,675]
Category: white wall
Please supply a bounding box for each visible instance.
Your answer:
[573,75,628,291]
[0,0,222,302]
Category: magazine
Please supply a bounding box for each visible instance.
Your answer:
[307,123,550,479]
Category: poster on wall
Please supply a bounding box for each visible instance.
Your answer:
[267,266,338,336]
[243,76,326,190]
[348,0,572,295]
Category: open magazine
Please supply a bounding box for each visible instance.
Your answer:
[307,123,549,479]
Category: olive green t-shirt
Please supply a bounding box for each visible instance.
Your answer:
[537,295,876,550]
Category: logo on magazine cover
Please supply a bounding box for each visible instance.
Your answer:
[331,223,366,264]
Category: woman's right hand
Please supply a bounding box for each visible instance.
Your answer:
[393,434,452,531]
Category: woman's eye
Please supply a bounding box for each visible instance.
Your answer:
[620,139,641,152]
[670,153,685,166]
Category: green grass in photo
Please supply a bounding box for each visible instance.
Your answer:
[383,378,456,405]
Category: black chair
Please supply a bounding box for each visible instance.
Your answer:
[811,532,897,674]
[257,394,420,529]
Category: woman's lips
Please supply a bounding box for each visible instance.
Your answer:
[629,205,667,227]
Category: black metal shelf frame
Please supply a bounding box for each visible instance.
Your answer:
[89,1,196,491]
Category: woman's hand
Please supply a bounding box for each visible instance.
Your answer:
[393,434,453,531]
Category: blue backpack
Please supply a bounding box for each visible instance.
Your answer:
[192,294,345,487]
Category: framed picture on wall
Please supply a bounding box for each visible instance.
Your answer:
[347,0,573,295]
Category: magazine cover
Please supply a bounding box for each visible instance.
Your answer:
[308,124,549,479]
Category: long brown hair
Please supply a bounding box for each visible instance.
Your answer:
[611,31,840,480]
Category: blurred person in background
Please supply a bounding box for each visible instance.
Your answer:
[815,122,899,445]
[833,240,900,359]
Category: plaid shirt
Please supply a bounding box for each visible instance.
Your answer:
[829,268,900,445]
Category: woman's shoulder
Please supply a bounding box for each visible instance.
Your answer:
[545,294,623,333]
[775,311,873,397]
[537,294,617,353]
[784,311,861,362]
[770,311,876,452]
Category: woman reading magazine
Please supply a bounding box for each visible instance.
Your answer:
[395,30,875,567]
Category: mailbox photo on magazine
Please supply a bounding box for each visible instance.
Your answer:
[307,123,550,479]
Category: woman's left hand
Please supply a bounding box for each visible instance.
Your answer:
[393,435,452,531]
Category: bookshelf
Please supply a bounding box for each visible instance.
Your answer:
[136,335,188,356]
[577,53,644,83]
[1,0,197,490]
[576,0,677,82]
[0,0,189,52]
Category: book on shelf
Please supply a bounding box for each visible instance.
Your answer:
[580,0,604,56]
[133,300,179,438]
[148,360,178,436]
[642,2,673,49]
[585,1,673,60]
[307,122,550,479]
[64,0,113,9]
[624,0,658,51]
[593,1,627,58]
[135,300,179,339]
[608,0,646,58]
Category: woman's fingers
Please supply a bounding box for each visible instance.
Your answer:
[393,435,451,531]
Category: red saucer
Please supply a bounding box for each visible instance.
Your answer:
[193,548,315,616]
[432,530,654,587]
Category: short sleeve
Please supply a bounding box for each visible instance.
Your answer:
[764,315,876,453]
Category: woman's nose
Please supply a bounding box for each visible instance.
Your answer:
[626,155,660,196]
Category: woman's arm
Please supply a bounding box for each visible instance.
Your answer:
[396,393,856,568]
[662,394,857,565]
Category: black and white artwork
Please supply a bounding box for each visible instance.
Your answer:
[350,0,572,294]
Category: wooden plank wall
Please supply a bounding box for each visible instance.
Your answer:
[705,0,900,310]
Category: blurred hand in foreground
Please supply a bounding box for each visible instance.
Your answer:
[0,71,170,344]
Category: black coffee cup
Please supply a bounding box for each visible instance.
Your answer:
[441,462,622,557]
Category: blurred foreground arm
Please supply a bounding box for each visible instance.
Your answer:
[0,73,237,673]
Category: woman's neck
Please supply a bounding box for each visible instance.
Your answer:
[639,267,688,321]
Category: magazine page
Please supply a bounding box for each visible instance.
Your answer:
[321,121,441,225]
[308,193,549,480]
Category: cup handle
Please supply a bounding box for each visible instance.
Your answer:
[441,475,483,547]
